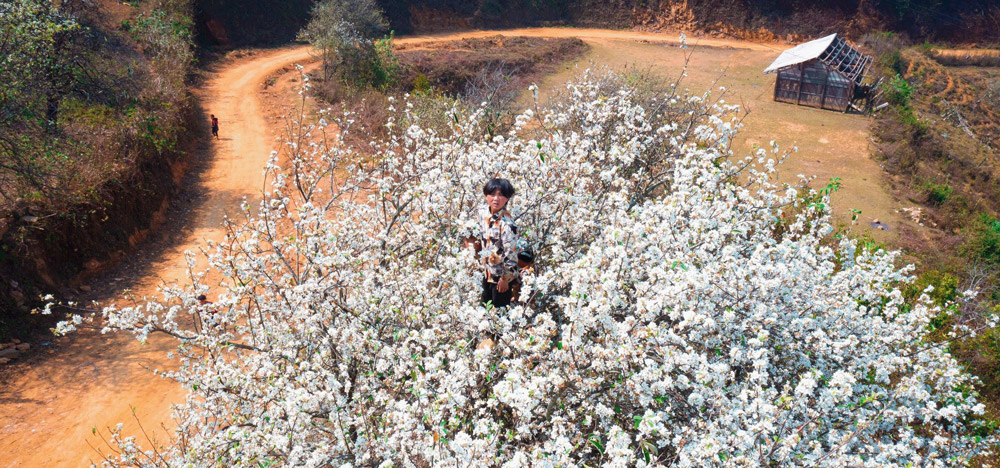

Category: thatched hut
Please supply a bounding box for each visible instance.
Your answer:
[764,34,873,112]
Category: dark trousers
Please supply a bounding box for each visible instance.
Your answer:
[481,278,513,308]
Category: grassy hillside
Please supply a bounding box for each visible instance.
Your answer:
[862,36,1000,460]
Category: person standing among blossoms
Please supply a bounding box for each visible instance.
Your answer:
[475,178,520,308]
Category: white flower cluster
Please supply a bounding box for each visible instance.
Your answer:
[71,69,996,467]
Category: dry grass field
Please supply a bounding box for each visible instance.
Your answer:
[535,37,906,243]
[930,48,1000,67]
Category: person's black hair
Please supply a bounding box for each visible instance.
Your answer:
[483,178,515,198]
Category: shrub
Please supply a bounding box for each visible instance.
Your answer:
[339,32,402,90]
[411,72,431,94]
[129,3,195,106]
[0,0,193,214]
[883,73,914,107]
[952,326,1000,394]
[859,31,907,75]
[962,214,1000,266]
[925,181,953,205]
[905,269,959,307]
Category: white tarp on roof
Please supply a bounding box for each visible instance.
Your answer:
[763,33,838,74]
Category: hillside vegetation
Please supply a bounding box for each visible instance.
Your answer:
[863,35,1000,430]
[387,0,1000,44]
[190,0,1000,46]
[0,0,196,340]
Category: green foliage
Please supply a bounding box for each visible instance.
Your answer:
[925,181,953,205]
[882,74,914,108]
[952,325,1000,395]
[879,74,924,130]
[341,32,402,90]
[0,0,193,213]
[880,50,905,75]
[860,30,906,75]
[961,214,1000,267]
[372,33,402,90]
[297,0,389,83]
[412,72,432,94]
[905,270,959,307]
[0,0,86,204]
[1,0,196,341]
[0,0,82,128]
[129,4,195,102]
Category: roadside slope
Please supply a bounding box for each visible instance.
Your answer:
[0,46,312,468]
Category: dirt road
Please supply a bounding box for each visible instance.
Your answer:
[0,28,897,467]
[0,46,312,468]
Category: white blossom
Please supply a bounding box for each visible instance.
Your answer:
[69,69,997,468]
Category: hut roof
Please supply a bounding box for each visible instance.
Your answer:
[764,33,873,85]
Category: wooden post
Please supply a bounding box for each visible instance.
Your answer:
[819,65,830,109]
[845,82,855,113]
[795,63,804,106]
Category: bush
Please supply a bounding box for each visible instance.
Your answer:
[882,73,914,107]
[0,0,195,340]
[859,31,907,75]
[952,326,1000,395]
[340,33,402,90]
[411,72,431,94]
[905,269,959,307]
[0,0,193,214]
[962,214,1000,266]
[925,181,953,205]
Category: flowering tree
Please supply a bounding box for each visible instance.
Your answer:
[61,69,997,467]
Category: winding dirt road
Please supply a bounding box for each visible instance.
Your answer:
[0,28,895,467]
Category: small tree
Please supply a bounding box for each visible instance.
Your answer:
[296,0,388,83]
[0,0,84,130]
[0,0,84,204]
